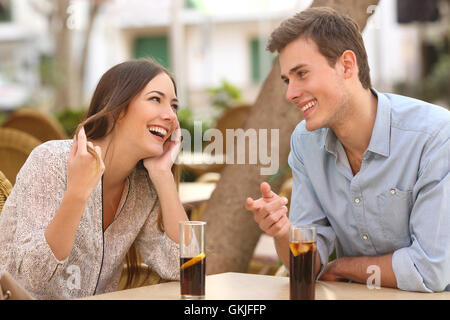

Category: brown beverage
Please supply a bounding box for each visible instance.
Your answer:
[180,254,206,298]
[289,241,317,300]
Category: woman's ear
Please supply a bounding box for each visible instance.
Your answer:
[116,109,127,123]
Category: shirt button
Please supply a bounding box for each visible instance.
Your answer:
[354,198,361,204]
[390,189,396,195]
[361,234,369,241]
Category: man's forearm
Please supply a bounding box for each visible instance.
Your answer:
[331,253,398,288]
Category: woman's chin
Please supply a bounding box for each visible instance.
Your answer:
[143,145,164,158]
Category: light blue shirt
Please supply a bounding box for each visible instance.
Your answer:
[288,89,450,292]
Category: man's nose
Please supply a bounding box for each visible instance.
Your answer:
[285,81,303,104]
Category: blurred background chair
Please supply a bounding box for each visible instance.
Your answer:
[0,170,12,214]
[1,108,68,143]
[0,128,41,185]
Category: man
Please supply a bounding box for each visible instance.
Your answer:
[245,7,449,292]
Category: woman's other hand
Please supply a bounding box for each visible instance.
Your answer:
[67,127,105,200]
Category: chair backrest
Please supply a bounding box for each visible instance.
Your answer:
[2,108,68,143]
[0,128,41,185]
[0,170,13,214]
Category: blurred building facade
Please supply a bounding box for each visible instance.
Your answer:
[1,0,449,113]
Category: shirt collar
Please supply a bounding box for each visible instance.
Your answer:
[367,88,391,157]
[321,88,391,158]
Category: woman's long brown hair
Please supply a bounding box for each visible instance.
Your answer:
[74,59,179,289]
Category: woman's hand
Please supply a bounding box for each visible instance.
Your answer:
[143,121,181,181]
[67,127,105,201]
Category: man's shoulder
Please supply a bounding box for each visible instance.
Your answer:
[384,93,450,136]
[290,121,328,158]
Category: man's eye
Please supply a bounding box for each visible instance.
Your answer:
[283,78,289,85]
[298,71,308,78]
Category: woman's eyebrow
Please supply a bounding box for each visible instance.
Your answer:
[146,90,178,103]
[145,90,165,96]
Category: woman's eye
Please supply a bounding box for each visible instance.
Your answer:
[171,104,179,112]
[149,96,161,103]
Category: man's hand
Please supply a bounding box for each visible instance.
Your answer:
[245,182,290,239]
[319,259,345,282]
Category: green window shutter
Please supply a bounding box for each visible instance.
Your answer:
[134,35,170,70]
[250,37,275,84]
[250,39,261,83]
[0,0,12,22]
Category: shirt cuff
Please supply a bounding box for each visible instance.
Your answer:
[315,236,329,280]
[392,248,432,293]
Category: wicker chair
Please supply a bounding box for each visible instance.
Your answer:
[2,108,68,143]
[0,170,13,214]
[0,128,41,185]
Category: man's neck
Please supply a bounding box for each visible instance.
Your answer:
[332,89,378,170]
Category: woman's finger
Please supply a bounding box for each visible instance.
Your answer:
[69,135,78,158]
[77,127,87,154]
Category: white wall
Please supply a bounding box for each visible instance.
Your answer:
[363,0,422,91]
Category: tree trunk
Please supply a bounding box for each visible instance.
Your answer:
[202,0,380,275]
[53,0,72,110]
[75,2,102,108]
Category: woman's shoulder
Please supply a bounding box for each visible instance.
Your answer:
[30,139,73,161]
[23,139,73,174]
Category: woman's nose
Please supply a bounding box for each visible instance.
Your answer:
[161,105,177,122]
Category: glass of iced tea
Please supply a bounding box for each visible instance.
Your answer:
[289,225,317,300]
[179,221,206,299]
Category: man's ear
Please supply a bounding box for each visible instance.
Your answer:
[339,50,358,80]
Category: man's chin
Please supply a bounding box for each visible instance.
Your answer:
[305,120,321,132]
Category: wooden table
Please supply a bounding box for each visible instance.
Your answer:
[83,272,450,300]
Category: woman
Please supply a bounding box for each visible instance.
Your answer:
[0,59,188,299]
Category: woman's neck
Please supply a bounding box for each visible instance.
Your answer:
[93,134,138,190]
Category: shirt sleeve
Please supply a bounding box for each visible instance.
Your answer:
[392,123,450,292]
[288,131,336,278]
[134,200,180,281]
[1,144,70,293]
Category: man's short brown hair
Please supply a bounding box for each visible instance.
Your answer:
[267,7,372,89]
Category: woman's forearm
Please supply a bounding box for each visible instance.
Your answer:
[150,172,188,243]
[44,190,88,261]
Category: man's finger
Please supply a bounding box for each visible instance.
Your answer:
[260,182,275,199]
[260,196,288,215]
[245,197,264,212]
[260,206,288,233]
[245,197,254,211]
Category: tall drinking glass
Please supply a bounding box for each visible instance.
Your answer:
[289,225,317,300]
[179,221,206,299]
